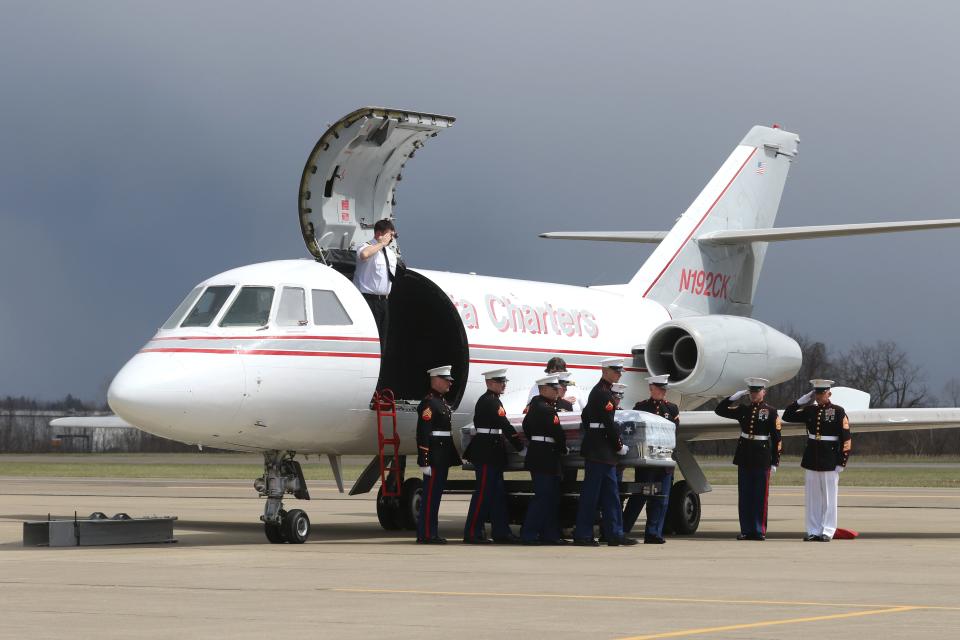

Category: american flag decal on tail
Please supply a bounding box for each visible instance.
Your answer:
[755,160,766,175]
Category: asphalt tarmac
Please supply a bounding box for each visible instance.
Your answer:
[1,478,958,639]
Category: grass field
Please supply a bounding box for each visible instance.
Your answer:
[1,454,958,487]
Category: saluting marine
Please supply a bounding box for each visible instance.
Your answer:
[574,358,636,547]
[624,374,679,544]
[714,377,782,541]
[462,369,524,544]
[520,374,568,545]
[415,365,462,544]
[782,379,852,542]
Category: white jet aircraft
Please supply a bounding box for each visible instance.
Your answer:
[55,107,960,543]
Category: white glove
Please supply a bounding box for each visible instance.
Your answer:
[770,466,777,474]
[797,391,814,405]
[730,389,748,401]
[420,466,431,476]
[518,447,528,457]
[617,444,629,456]
[835,466,844,473]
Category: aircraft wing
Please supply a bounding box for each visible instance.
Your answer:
[679,408,960,441]
[49,415,134,429]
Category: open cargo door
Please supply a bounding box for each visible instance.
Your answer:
[298,106,455,268]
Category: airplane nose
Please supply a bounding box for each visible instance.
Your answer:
[108,352,187,430]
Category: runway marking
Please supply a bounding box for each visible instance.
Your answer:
[615,606,919,639]
[331,588,960,611]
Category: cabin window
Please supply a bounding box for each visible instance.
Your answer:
[162,287,203,330]
[180,286,235,328]
[312,289,352,325]
[277,287,307,326]
[220,287,275,327]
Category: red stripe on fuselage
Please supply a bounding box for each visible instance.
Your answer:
[140,347,379,358]
[149,335,380,342]
[469,358,645,372]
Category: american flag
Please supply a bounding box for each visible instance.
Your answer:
[755,161,766,175]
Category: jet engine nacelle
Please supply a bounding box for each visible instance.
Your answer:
[644,316,801,396]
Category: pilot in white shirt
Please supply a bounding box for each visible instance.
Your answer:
[353,219,398,344]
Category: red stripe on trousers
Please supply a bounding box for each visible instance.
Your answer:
[761,468,771,535]
[425,469,436,539]
[469,465,488,539]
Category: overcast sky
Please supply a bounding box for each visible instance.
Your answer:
[2,1,958,402]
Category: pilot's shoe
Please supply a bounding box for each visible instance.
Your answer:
[803,534,819,542]
[818,535,831,542]
[573,538,600,547]
[543,538,570,546]
[736,534,763,541]
[607,536,640,546]
[463,537,493,544]
[493,534,522,545]
[736,533,749,541]
[644,534,667,544]
[427,537,448,545]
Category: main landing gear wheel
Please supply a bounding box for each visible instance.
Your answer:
[377,484,403,530]
[282,509,311,544]
[667,479,701,535]
[399,477,423,531]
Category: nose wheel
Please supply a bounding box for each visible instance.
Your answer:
[256,451,312,544]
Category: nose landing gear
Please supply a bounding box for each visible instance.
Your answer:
[256,451,312,543]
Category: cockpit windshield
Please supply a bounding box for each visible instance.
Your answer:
[220,287,275,327]
[161,287,203,330]
[180,286,235,328]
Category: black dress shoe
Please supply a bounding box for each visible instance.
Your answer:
[493,534,522,545]
[520,539,542,546]
[463,537,493,544]
[644,535,666,544]
[803,534,819,542]
[608,537,639,546]
[736,534,749,541]
[573,538,600,547]
[818,535,831,542]
[428,537,447,545]
[544,538,570,545]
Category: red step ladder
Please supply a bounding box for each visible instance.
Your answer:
[374,389,402,497]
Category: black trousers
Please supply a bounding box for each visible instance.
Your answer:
[363,294,389,351]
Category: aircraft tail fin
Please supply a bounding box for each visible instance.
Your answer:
[627,125,800,317]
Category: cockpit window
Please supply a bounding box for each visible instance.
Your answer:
[312,289,352,325]
[161,286,203,330]
[180,286,235,328]
[220,286,275,327]
[277,287,307,326]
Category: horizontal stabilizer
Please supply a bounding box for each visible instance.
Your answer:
[49,415,134,429]
[539,231,668,243]
[697,218,960,245]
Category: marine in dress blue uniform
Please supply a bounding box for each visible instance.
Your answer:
[415,365,462,544]
[623,375,679,544]
[714,377,782,541]
[520,375,568,545]
[782,379,852,542]
[463,369,524,544]
[574,359,637,547]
